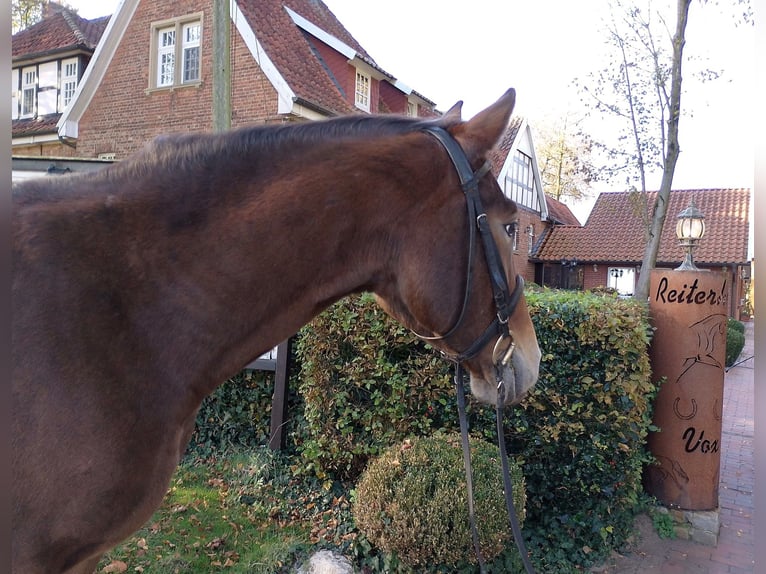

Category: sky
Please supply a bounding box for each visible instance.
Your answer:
[66,0,754,226]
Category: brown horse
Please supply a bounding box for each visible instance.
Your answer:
[12,88,540,573]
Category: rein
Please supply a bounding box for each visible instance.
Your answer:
[422,126,536,574]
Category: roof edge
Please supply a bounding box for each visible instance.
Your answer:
[57,0,139,138]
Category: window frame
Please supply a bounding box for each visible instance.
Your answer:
[60,57,79,110]
[21,67,36,118]
[354,69,370,112]
[149,14,203,91]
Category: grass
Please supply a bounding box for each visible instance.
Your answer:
[97,448,355,573]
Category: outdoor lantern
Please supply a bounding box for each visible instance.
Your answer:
[675,200,705,270]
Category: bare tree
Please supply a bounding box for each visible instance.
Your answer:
[576,0,692,301]
[578,0,751,301]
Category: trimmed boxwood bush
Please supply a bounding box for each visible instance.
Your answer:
[726,317,745,367]
[353,433,525,570]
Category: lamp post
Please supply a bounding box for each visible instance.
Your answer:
[675,201,705,271]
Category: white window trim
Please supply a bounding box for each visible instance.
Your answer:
[354,69,370,112]
[61,57,79,111]
[12,68,20,120]
[21,67,36,118]
[148,13,203,91]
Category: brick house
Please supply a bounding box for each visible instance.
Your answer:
[533,188,752,319]
[13,0,437,164]
[11,2,109,158]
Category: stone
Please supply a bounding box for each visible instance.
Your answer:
[296,550,355,574]
[687,510,720,534]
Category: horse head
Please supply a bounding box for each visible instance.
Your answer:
[375,88,541,406]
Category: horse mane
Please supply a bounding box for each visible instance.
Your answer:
[138,112,456,173]
[13,112,459,207]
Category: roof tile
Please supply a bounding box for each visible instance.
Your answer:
[535,189,750,266]
[12,8,108,59]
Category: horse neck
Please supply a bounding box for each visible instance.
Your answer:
[130,141,419,391]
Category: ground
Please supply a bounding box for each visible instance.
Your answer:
[590,513,685,573]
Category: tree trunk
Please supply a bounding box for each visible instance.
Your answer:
[633,0,692,302]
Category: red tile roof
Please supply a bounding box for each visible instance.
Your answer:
[545,195,581,226]
[12,7,108,60]
[237,0,376,116]
[12,114,61,137]
[535,189,750,266]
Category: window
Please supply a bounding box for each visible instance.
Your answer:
[61,59,78,109]
[151,16,202,89]
[506,150,540,212]
[527,224,535,254]
[406,100,416,117]
[354,70,370,111]
[182,23,201,83]
[157,27,176,87]
[21,68,36,117]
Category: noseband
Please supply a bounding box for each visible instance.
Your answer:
[421,126,536,574]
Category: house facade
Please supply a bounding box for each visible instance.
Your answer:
[11,2,109,158]
[12,0,437,165]
[534,188,752,319]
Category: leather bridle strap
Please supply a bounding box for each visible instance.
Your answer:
[422,125,536,574]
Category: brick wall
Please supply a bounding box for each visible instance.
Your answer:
[511,207,545,285]
[582,265,607,290]
[13,142,79,157]
[76,0,278,159]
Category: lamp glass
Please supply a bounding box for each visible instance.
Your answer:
[675,216,705,241]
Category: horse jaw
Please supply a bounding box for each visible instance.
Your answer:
[468,337,541,406]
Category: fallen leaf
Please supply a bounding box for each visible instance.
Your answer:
[101,561,128,573]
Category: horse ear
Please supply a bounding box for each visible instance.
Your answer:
[442,100,463,123]
[451,88,516,160]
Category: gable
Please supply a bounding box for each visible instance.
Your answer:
[491,117,548,220]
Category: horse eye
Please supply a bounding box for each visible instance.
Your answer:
[505,222,518,236]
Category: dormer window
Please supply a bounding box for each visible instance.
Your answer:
[355,70,370,112]
[150,15,202,90]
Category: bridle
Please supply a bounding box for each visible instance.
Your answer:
[419,125,536,574]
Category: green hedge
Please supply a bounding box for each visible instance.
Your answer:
[294,293,458,481]
[507,290,656,570]
[295,289,656,571]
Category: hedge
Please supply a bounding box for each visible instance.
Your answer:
[294,288,657,571]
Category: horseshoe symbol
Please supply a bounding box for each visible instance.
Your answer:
[713,399,722,422]
[673,397,698,420]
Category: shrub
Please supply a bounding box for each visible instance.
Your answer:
[294,293,460,481]
[353,434,525,570]
[294,288,656,571]
[506,289,656,570]
[727,317,745,334]
[726,319,746,367]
